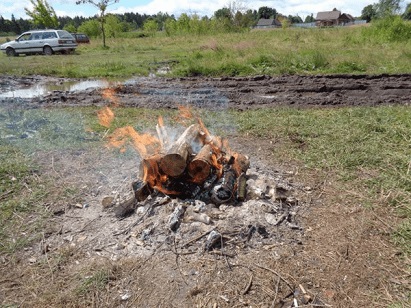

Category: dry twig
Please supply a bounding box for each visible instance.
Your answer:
[255,264,294,292]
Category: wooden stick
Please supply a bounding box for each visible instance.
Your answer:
[255,264,294,291]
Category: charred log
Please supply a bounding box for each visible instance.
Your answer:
[236,172,247,201]
[132,180,152,201]
[168,204,186,232]
[204,230,222,251]
[211,167,237,205]
[114,197,138,219]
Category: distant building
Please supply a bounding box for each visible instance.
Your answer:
[255,18,282,29]
[315,9,354,27]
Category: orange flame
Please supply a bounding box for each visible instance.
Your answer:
[107,126,161,158]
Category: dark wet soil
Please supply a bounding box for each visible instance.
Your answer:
[1,74,411,109]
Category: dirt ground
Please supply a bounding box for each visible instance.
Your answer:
[1,74,410,307]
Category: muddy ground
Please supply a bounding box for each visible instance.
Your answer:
[1,73,411,109]
[1,74,410,307]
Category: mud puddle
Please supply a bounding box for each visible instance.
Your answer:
[0,79,115,98]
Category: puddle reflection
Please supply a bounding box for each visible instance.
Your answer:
[0,79,113,98]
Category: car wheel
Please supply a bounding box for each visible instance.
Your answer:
[43,46,53,56]
[6,47,16,57]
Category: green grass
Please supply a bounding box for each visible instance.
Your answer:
[234,106,411,254]
[1,25,411,78]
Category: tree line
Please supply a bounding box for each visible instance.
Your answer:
[1,0,410,38]
[0,5,316,37]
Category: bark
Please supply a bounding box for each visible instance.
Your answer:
[160,124,201,177]
[188,144,212,183]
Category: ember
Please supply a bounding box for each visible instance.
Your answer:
[104,107,250,206]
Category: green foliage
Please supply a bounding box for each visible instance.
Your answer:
[374,0,402,19]
[24,0,58,29]
[404,3,411,20]
[105,14,123,38]
[78,19,101,37]
[143,19,159,36]
[64,23,77,33]
[361,4,377,22]
[362,16,411,42]
[2,27,411,77]
[76,0,120,47]
[257,6,277,19]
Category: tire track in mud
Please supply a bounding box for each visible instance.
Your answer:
[1,74,411,109]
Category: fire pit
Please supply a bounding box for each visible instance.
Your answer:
[96,105,304,254]
[103,107,250,215]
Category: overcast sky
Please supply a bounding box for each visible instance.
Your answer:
[1,0,377,21]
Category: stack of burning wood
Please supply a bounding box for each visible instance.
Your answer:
[132,119,250,205]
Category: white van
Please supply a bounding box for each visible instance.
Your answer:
[0,29,78,56]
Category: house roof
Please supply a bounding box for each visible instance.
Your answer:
[340,13,355,20]
[315,10,341,21]
[256,18,282,27]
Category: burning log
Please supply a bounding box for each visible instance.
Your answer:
[188,144,212,183]
[232,153,250,176]
[159,124,200,177]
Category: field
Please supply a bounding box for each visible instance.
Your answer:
[0,25,410,307]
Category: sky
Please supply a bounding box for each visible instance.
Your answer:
[1,0,377,21]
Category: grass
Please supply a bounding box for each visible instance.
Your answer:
[234,106,411,254]
[0,26,411,78]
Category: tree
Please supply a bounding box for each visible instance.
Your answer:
[143,19,158,36]
[304,14,315,23]
[78,19,100,37]
[361,4,377,22]
[214,8,232,20]
[403,2,411,19]
[76,0,119,47]
[24,0,58,29]
[63,23,77,33]
[105,14,122,37]
[257,6,277,19]
[374,0,402,18]
[288,15,303,23]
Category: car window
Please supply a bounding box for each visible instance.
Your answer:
[57,30,73,39]
[18,33,31,41]
[43,32,57,39]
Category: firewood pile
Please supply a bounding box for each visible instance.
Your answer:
[106,112,252,218]
[134,121,250,206]
[98,107,305,254]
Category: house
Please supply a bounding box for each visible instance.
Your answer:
[255,18,282,29]
[315,9,354,27]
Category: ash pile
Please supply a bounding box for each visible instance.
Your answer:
[106,112,306,255]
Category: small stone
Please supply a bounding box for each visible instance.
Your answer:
[116,243,126,250]
[101,196,115,208]
[28,257,37,264]
[121,293,130,301]
[74,203,83,209]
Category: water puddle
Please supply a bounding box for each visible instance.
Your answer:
[0,79,114,98]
